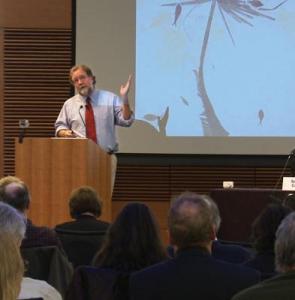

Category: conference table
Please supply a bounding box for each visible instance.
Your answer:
[209,188,291,243]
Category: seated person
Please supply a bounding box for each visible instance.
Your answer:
[66,202,167,300]
[0,232,24,300]
[0,176,62,249]
[168,194,252,264]
[243,202,291,279]
[283,193,295,211]
[233,211,295,300]
[129,193,260,300]
[55,186,110,232]
[0,201,62,300]
[55,186,110,267]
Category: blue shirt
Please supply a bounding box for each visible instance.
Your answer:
[55,89,134,152]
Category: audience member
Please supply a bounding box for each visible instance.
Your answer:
[243,202,291,279]
[0,176,61,248]
[55,186,110,266]
[283,193,295,211]
[233,211,295,299]
[55,186,110,232]
[0,232,24,300]
[66,202,167,300]
[129,192,260,300]
[0,202,62,300]
[167,194,253,263]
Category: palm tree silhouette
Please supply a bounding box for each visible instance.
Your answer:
[162,0,288,136]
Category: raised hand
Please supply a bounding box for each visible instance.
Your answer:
[120,74,133,100]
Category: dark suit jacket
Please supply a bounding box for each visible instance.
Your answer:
[243,250,277,280]
[212,240,253,264]
[55,216,110,267]
[232,270,295,300]
[55,215,110,232]
[130,247,260,300]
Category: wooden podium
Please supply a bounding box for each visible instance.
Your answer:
[15,138,112,227]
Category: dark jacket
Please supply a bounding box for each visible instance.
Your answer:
[130,247,260,300]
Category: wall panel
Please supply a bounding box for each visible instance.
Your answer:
[3,28,72,175]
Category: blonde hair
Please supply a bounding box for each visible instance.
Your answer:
[0,176,24,187]
[0,232,24,300]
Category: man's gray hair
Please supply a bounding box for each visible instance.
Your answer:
[168,192,217,249]
[0,202,26,242]
[275,211,295,272]
[204,195,221,232]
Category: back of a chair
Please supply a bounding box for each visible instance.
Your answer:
[21,246,73,298]
[65,266,129,300]
[55,228,107,267]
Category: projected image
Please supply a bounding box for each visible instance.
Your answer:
[136,0,295,137]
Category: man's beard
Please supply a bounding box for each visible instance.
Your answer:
[78,86,93,97]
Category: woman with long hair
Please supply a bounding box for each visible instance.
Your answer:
[66,202,167,300]
[0,232,24,300]
[92,202,167,271]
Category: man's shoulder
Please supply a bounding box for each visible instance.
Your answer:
[233,272,295,300]
[95,89,119,102]
[131,259,175,282]
[55,218,110,231]
[64,94,82,105]
[212,240,252,264]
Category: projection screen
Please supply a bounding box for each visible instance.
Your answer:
[76,0,295,155]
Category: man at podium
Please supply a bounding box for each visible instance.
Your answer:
[55,64,134,153]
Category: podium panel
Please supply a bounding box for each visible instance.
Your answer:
[15,138,112,226]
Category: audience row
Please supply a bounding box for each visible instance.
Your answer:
[1,175,295,300]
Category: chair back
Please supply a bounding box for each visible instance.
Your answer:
[65,266,129,300]
[21,246,73,298]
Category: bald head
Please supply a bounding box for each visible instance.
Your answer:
[0,179,30,212]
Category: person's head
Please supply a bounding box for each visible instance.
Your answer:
[275,211,295,273]
[250,203,291,253]
[0,232,24,300]
[93,202,167,272]
[168,192,217,252]
[69,186,103,219]
[69,64,96,97]
[0,202,26,245]
[283,193,295,211]
[0,176,30,213]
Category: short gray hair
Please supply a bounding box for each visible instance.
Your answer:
[0,202,26,242]
[168,192,216,249]
[275,211,295,272]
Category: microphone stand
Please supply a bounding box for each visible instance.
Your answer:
[18,119,30,144]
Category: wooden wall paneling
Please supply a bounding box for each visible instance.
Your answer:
[0,0,72,28]
[0,28,3,175]
[112,165,171,202]
[3,28,72,176]
[170,166,256,195]
[255,167,290,188]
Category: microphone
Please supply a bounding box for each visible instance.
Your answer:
[273,148,295,191]
[79,105,86,128]
[18,119,30,144]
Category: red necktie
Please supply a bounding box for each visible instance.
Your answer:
[85,97,97,143]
